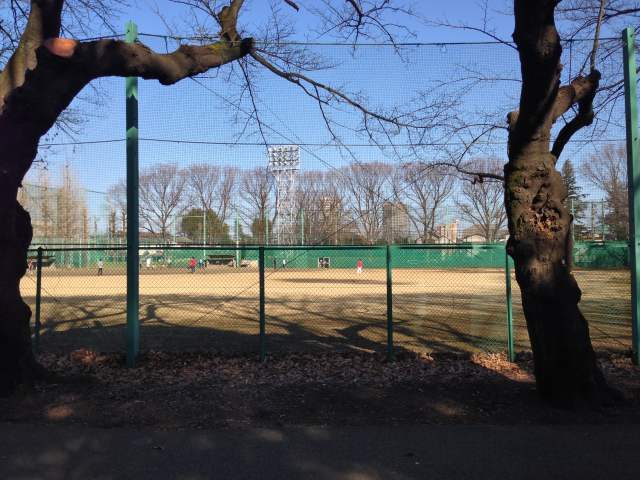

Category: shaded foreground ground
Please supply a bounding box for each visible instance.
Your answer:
[2,351,639,429]
[20,267,632,354]
[2,423,640,480]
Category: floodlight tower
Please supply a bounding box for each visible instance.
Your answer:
[268,145,300,245]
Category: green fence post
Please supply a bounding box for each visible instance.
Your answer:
[259,246,266,362]
[386,244,394,361]
[33,247,43,354]
[623,26,640,365]
[505,248,515,362]
[125,20,140,368]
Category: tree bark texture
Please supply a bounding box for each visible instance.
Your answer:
[505,148,609,402]
[507,0,612,403]
[0,200,42,395]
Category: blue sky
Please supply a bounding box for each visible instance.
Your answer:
[29,1,627,230]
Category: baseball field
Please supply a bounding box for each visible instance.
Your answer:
[19,266,632,354]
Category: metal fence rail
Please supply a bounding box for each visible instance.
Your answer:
[22,243,632,358]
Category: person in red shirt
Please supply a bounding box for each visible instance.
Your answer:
[188,257,197,273]
[357,258,363,274]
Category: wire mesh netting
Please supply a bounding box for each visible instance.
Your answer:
[19,37,633,356]
[23,244,632,356]
[263,246,388,354]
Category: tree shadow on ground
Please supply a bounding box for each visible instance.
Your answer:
[2,293,640,480]
[13,289,634,430]
[24,289,631,357]
[1,321,638,433]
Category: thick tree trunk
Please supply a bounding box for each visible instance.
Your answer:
[0,196,43,395]
[505,142,610,403]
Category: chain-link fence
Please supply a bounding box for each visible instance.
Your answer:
[16,36,635,358]
[23,243,631,356]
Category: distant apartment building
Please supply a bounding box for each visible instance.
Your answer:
[318,196,342,245]
[383,201,410,243]
[435,220,458,244]
[460,225,509,243]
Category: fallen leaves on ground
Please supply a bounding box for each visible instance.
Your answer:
[1,350,638,429]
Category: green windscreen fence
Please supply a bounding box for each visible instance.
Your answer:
[40,241,630,270]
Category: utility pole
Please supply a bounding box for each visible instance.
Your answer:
[173,213,177,244]
[235,207,240,268]
[571,198,575,244]
[202,208,207,258]
[601,200,606,241]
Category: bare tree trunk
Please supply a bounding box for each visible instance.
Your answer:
[505,141,612,404]
[0,177,43,395]
[503,0,621,404]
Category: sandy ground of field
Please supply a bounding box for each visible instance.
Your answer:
[19,267,632,354]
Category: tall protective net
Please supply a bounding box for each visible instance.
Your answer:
[20,37,632,355]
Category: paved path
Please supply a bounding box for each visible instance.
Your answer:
[1,422,638,479]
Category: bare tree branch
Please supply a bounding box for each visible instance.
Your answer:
[283,0,300,11]
[250,49,432,130]
[551,76,599,158]
[590,0,607,71]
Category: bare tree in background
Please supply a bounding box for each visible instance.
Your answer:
[36,169,55,240]
[341,162,392,244]
[395,163,454,242]
[81,204,89,243]
[107,209,117,241]
[54,164,87,243]
[582,144,628,240]
[185,164,237,226]
[240,167,274,244]
[317,171,348,245]
[296,170,348,245]
[296,171,323,244]
[106,180,127,240]
[456,160,507,242]
[139,164,187,241]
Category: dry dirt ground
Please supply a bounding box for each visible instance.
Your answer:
[1,351,639,430]
[19,267,632,355]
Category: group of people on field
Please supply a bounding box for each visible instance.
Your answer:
[188,257,208,272]
[91,256,365,274]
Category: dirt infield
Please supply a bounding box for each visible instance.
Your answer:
[19,267,632,354]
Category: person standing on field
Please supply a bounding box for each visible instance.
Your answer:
[97,259,104,276]
[357,258,363,274]
[189,257,197,273]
